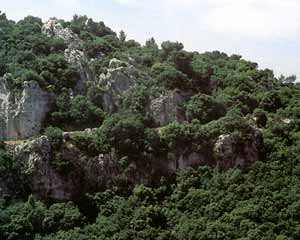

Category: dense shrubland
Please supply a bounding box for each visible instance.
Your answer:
[1,10,300,239]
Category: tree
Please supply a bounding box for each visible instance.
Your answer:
[99,115,146,157]
[51,95,105,130]
[161,41,184,54]
[44,126,63,148]
[145,37,158,49]
[151,63,190,90]
[279,75,297,84]
[43,202,85,233]
[119,30,126,42]
[185,94,227,123]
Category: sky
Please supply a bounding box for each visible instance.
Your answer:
[1,0,300,78]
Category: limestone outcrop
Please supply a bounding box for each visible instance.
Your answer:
[150,90,190,126]
[0,78,50,141]
[10,137,78,200]
[214,127,264,169]
[97,60,139,113]
[1,125,264,201]
[42,18,89,94]
[42,18,81,48]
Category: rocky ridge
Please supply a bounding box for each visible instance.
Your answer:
[1,125,263,200]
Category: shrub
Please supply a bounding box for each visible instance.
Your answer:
[185,94,227,124]
[44,126,63,148]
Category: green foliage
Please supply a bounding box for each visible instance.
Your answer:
[42,202,85,233]
[253,108,268,128]
[0,196,84,240]
[10,153,300,240]
[185,93,227,123]
[83,37,114,58]
[51,95,105,130]
[44,126,63,147]
[0,147,16,172]
[99,114,146,157]
[161,41,184,56]
[2,10,300,240]
[151,63,190,90]
[0,15,76,91]
[37,54,78,90]
[122,85,150,114]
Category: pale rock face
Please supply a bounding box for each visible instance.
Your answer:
[0,78,50,140]
[150,90,190,126]
[214,128,264,168]
[109,58,129,69]
[282,118,292,124]
[64,48,84,64]
[6,136,120,200]
[167,151,207,173]
[1,126,264,201]
[42,18,81,48]
[42,18,89,94]
[13,136,77,200]
[98,62,139,113]
[64,48,92,94]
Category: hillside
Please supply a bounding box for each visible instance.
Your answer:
[0,11,300,239]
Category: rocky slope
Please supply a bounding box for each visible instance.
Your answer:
[0,16,270,202]
[2,125,263,201]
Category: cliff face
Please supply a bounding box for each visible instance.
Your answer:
[0,78,50,140]
[2,126,263,201]
[97,59,139,113]
[150,90,190,126]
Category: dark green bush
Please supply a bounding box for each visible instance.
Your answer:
[44,126,63,147]
[185,93,227,123]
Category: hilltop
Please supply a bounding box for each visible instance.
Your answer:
[0,12,300,239]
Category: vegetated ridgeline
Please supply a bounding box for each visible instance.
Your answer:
[0,11,299,240]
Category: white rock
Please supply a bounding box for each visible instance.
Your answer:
[97,61,139,113]
[0,78,50,141]
[42,18,81,48]
[109,58,128,69]
[150,90,189,126]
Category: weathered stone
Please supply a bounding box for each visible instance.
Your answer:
[167,151,207,173]
[42,18,81,48]
[97,62,139,113]
[1,126,264,201]
[109,58,129,69]
[214,127,264,169]
[64,49,88,89]
[64,48,84,64]
[150,90,190,126]
[0,78,50,140]
[43,19,90,94]
[12,136,78,200]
